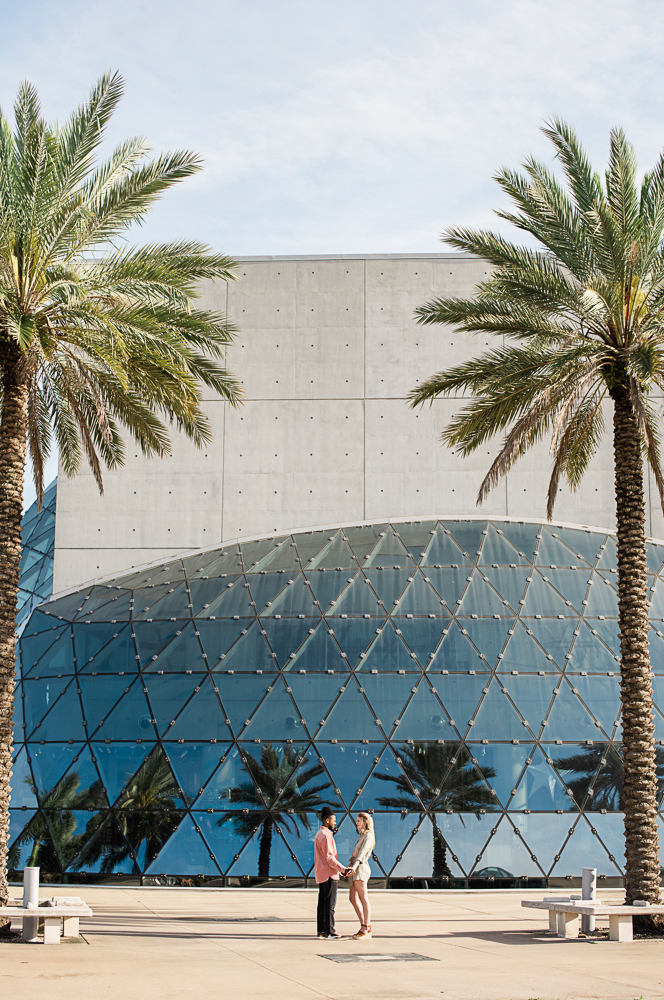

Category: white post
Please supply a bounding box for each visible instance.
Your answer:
[22,866,40,943]
[581,866,597,934]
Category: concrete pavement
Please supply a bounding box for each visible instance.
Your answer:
[2,886,664,1000]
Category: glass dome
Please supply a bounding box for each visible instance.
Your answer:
[10,515,664,885]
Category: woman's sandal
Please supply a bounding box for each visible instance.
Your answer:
[352,925,370,939]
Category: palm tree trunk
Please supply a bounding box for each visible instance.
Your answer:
[258,816,273,878]
[0,366,29,915]
[612,386,661,906]
[432,821,452,878]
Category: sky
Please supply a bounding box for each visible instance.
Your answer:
[5,0,664,506]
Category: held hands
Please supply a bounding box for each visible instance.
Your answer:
[343,866,354,878]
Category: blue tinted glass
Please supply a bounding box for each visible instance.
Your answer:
[395,617,450,666]
[545,568,589,608]
[245,573,293,612]
[259,617,316,668]
[306,569,352,610]
[361,674,418,732]
[355,746,406,810]
[133,621,179,665]
[342,524,386,563]
[31,682,86,741]
[185,577,230,615]
[536,528,582,566]
[481,567,530,611]
[425,567,470,610]
[497,624,553,673]
[292,530,331,565]
[431,623,477,672]
[308,531,359,570]
[571,674,621,737]
[364,527,412,567]
[202,579,255,618]
[197,745,258,809]
[250,538,300,573]
[568,623,619,671]
[479,525,529,565]
[524,618,577,666]
[99,679,152,741]
[46,588,94,620]
[504,674,556,730]
[215,623,276,673]
[163,743,230,804]
[92,743,152,803]
[73,622,121,663]
[396,682,454,739]
[385,815,433,876]
[444,522,486,558]
[470,742,532,807]
[421,526,470,566]
[461,617,513,665]
[80,674,138,735]
[551,815,621,876]
[496,522,539,559]
[431,674,487,732]
[472,680,529,740]
[281,674,342,734]
[182,549,230,576]
[332,618,384,667]
[396,573,446,615]
[168,678,234,743]
[510,746,575,811]
[320,681,378,739]
[78,626,136,675]
[433,812,493,875]
[86,591,133,621]
[396,523,436,563]
[261,576,317,616]
[9,748,38,809]
[145,623,206,673]
[318,743,376,808]
[545,682,599,741]
[196,619,247,664]
[331,574,382,616]
[197,548,243,577]
[142,673,201,735]
[458,573,506,616]
[76,586,131,620]
[201,813,255,873]
[145,814,219,875]
[477,814,543,877]
[29,742,84,798]
[585,575,619,616]
[360,624,418,672]
[556,527,603,565]
[25,633,74,677]
[521,573,570,615]
[363,568,411,607]
[287,623,347,672]
[20,625,67,675]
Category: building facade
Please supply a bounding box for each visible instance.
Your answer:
[9,255,664,885]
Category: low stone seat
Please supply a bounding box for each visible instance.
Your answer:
[2,899,93,944]
[521,897,664,942]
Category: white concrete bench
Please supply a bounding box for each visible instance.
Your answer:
[4,897,93,943]
[521,897,664,942]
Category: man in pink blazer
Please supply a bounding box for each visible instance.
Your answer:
[314,806,349,938]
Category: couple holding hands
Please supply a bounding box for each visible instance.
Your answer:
[314,806,375,940]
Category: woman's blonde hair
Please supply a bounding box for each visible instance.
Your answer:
[356,812,375,851]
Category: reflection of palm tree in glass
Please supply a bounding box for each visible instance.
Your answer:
[77,748,181,873]
[554,745,664,811]
[12,771,104,870]
[375,744,496,877]
[219,744,330,878]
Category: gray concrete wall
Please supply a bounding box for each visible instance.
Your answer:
[52,253,664,594]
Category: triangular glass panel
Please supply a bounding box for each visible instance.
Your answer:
[145,815,220,875]
[215,675,273,735]
[214,622,276,673]
[99,680,152,741]
[471,742,532,808]
[477,814,543,877]
[587,618,620,656]
[497,522,540,560]
[21,609,59,637]
[584,575,619,616]
[472,680,530,740]
[319,681,379,740]
[329,573,383,616]
[9,748,38,809]
[121,583,170,619]
[524,618,578,666]
[199,815,255,874]
[443,521,486,559]
[357,745,414,810]
[32,682,86,741]
[649,582,664,619]
[557,526,605,565]
[186,577,232,615]
[291,530,330,566]
[236,742,317,805]
[20,624,67,675]
[241,538,287,569]
[133,621,180,666]
[86,591,133,622]
[196,745,256,809]
[587,812,626,871]
[285,673,344,735]
[343,524,387,564]
[164,742,231,805]
[569,675,620,737]
[92,742,153,804]
[395,617,449,667]
[196,619,247,665]
[308,531,359,570]
[80,674,138,736]
[245,573,294,613]
[240,679,302,740]
[497,623,554,673]
[647,541,664,575]
[46,588,94,621]
[544,568,589,609]
[305,569,352,611]
[568,623,619,672]
[259,617,315,669]
[73,622,122,664]
[360,623,418,672]
[78,626,136,675]
[25,632,74,677]
[285,624,347,673]
[223,829,263,877]
[479,525,529,566]
[363,526,413,568]
[552,743,621,811]
[550,815,621,876]
[510,745,575,811]
[430,622,479,673]
[433,812,494,876]
[361,673,417,735]
[544,681,599,742]
[29,742,81,799]
[425,567,471,610]
[249,538,300,574]
[144,623,206,673]
[8,811,38,867]
[431,673,487,732]
[200,579,255,618]
[167,677,234,744]
[332,618,384,668]
[259,827,304,876]
[397,681,458,740]
[196,547,243,577]
[317,742,377,809]
[596,535,617,570]
[364,568,411,607]
[143,673,202,736]
[503,673,556,733]
[396,522,437,563]
[395,573,446,616]
[461,617,513,666]
[390,817,435,876]
[421,524,470,567]
[46,808,110,870]
[182,548,229,577]
[536,528,582,567]
[521,572,571,616]
[457,572,506,616]
[261,575,317,617]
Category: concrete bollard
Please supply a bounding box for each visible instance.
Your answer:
[22,867,40,943]
[581,866,597,934]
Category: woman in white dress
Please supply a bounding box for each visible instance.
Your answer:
[346,812,375,939]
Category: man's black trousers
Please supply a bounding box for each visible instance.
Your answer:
[317,877,337,936]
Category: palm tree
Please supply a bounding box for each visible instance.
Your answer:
[375,743,495,877]
[409,122,664,909]
[0,73,242,905]
[219,744,330,878]
[554,745,664,813]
